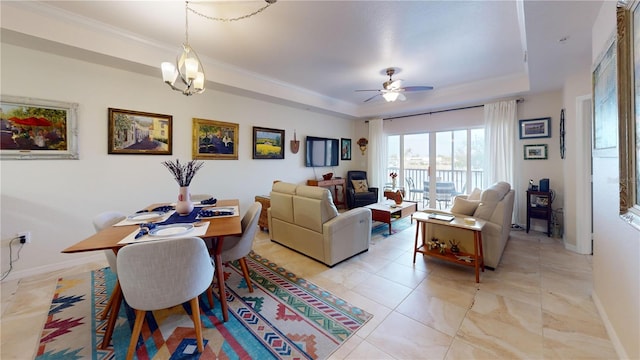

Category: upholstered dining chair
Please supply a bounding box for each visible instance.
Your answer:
[117,237,214,360]
[92,211,126,321]
[215,202,262,293]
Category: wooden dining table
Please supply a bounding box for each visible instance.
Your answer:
[61,199,242,349]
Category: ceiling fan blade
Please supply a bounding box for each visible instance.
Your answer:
[402,86,434,92]
[355,89,382,92]
[363,93,381,103]
[397,93,407,101]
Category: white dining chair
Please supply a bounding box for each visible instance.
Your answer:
[92,211,126,321]
[216,202,262,293]
[117,236,214,360]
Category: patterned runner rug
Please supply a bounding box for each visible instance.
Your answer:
[35,251,372,359]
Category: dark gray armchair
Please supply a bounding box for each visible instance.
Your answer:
[346,170,379,208]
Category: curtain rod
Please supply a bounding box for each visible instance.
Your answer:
[377,97,524,121]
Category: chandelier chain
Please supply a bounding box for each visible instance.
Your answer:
[187,3,273,23]
[185,1,190,44]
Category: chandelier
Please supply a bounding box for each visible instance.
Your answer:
[161,0,277,96]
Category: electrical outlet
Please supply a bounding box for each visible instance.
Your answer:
[18,231,31,244]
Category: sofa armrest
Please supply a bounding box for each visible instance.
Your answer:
[324,207,371,232]
[368,187,379,197]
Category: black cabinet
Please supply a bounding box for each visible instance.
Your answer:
[526,190,552,237]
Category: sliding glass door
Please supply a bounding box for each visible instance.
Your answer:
[387,128,484,209]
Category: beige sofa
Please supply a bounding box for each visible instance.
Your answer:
[268,182,372,266]
[425,181,515,269]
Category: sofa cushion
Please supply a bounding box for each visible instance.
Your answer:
[480,182,510,202]
[468,188,482,201]
[473,201,498,220]
[296,185,339,219]
[450,197,480,216]
[351,179,369,193]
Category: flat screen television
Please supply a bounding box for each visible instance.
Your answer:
[305,136,339,167]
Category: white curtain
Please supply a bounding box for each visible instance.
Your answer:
[484,99,517,223]
[368,118,386,201]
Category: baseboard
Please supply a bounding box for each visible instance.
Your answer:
[592,290,629,359]
[563,240,578,253]
[2,253,105,282]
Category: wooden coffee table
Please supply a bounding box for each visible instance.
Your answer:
[365,201,417,235]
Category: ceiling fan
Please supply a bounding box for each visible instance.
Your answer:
[356,67,434,103]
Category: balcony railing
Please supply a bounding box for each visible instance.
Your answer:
[387,167,483,203]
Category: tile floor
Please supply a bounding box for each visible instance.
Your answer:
[1,223,618,359]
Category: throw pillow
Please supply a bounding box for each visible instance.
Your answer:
[473,201,498,220]
[351,179,369,193]
[468,188,482,201]
[450,197,480,216]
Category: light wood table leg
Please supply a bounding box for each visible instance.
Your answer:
[413,221,420,263]
[101,284,122,349]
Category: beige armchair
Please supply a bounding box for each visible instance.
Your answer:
[424,181,514,269]
[268,181,371,266]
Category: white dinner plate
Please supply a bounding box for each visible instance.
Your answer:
[127,211,166,221]
[148,223,194,237]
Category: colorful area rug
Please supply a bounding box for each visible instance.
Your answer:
[371,217,413,238]
[35,251,372,359]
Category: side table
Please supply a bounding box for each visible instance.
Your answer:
[412,212,486,283]
[254,195,270,231]
[526,190,552,236]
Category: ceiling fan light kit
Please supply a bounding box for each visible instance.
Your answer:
[356,67,433,103]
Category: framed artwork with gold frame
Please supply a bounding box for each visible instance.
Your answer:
[192,118,238,160]
[616,0,640,230]
[108,108,172,155]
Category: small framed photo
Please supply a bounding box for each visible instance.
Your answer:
[519,117,551,139]
[192,118,238,160]
[108,108,172,155]
[341,138,352,160]
[253,126,284,159]
[523,144,548,160]
[1,95,79,160]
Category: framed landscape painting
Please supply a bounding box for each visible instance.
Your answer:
[108,108,172,155]
[519,117,551,139]
[253,126,284,159]
[523,144,548,160]
[1,95,78,160]
[192,118,238,160]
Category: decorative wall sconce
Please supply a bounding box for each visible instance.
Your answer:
[357,137,368,155]
[290,130,300,154]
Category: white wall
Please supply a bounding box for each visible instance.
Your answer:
[590,2,640,359]
[0,43,362,280]
[561,66,593,251]
[510,92,564,229]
